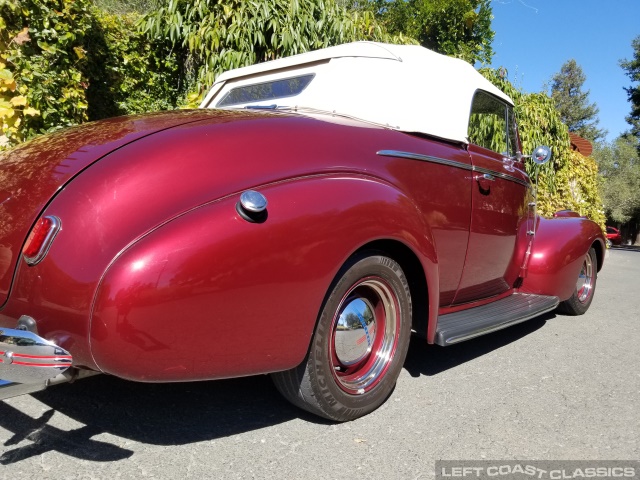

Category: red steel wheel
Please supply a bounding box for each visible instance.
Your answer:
[272,252,412,421]
[329,277,400,395]
[557,247,598,316]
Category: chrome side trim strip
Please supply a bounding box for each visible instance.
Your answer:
[377,150,530,188]
[377,150,473,172]
[473,165,530,188]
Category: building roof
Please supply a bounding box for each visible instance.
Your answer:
[569,132,593,157]
[200,42,514,144]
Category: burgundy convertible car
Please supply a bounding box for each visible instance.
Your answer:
[0,42,605,421]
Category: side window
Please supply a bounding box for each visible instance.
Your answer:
[468,91,509,155]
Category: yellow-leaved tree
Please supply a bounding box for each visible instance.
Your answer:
[0,4,40,149]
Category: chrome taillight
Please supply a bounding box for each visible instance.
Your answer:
[22,216,61,266]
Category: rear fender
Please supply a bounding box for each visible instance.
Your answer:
[90,175,437,381]
[520,216,605,301]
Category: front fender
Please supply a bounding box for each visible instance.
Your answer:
[520,216,605,301]
[90,175,437,381]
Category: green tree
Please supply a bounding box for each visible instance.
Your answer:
[0,0,186,149]
[548,59,606,143]
[366,0,494,65]
[82,11,186,120]
[621,35,640,152]
[2,0,411,147]
[141,0,412,101]
[593,135,640,243]
[91,0,160,15]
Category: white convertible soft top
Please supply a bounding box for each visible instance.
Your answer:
[200,42,513,144]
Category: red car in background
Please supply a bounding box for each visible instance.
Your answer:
[606,226,622,245]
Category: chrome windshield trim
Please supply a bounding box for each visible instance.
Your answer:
[377,150,530,188]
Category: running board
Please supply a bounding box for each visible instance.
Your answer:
[435,293,559,346]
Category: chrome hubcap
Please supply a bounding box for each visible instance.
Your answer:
[335,298,376,366]
[576,253,594,303]
[330,277,400,394]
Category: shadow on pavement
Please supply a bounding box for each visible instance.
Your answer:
[0,373,324,464]
[404,314,551,377]
[1,313,552,464]
[611,245,640,252]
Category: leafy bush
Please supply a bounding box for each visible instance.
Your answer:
[481,68,606,228]
[1,9,38,147]
[92,0,160,15]
[1,0,92,146]
[1,0,411,148]
[82,11,187,120]
[0,0,190,149]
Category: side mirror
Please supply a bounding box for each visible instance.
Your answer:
[532,146,552,165]
[528,146,552,238]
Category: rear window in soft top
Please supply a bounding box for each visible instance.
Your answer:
[216,74,315,107]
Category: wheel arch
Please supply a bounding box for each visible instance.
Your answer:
[353,240,429,337]
[591,238,605,272]
[521,216,607,300]
[88,173,440,381]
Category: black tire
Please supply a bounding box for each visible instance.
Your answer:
[556,247,597,315]
[272,252,412,422]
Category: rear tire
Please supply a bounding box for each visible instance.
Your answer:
[272,252,412,422]
[557,247,597,315]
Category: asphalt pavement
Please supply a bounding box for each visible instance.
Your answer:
[0,249,638,479]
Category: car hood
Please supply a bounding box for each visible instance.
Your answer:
[0,110,219,306]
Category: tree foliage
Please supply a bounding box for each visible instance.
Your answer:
[0,5,37,147]
[92,0,160,15]
[0,0,188,149]
[593,135,640,225]
[482,68,606,228]
[363,0,494,65]
[2,0,406,148]
[548,59,606,143]
[0,0,92,145]
[82,11,186,120]
[621,35,640,151]
[140,0,413,101]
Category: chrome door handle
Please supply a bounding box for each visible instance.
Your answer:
[475,173,495,182]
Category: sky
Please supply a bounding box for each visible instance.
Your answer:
[489,0,639,142]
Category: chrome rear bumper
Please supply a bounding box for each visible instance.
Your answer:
[0,327,73,400]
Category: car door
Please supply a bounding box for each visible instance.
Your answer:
[452,90,531,305]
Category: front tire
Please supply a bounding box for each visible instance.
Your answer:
[272,252,412,422]
[557,247,597,315]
